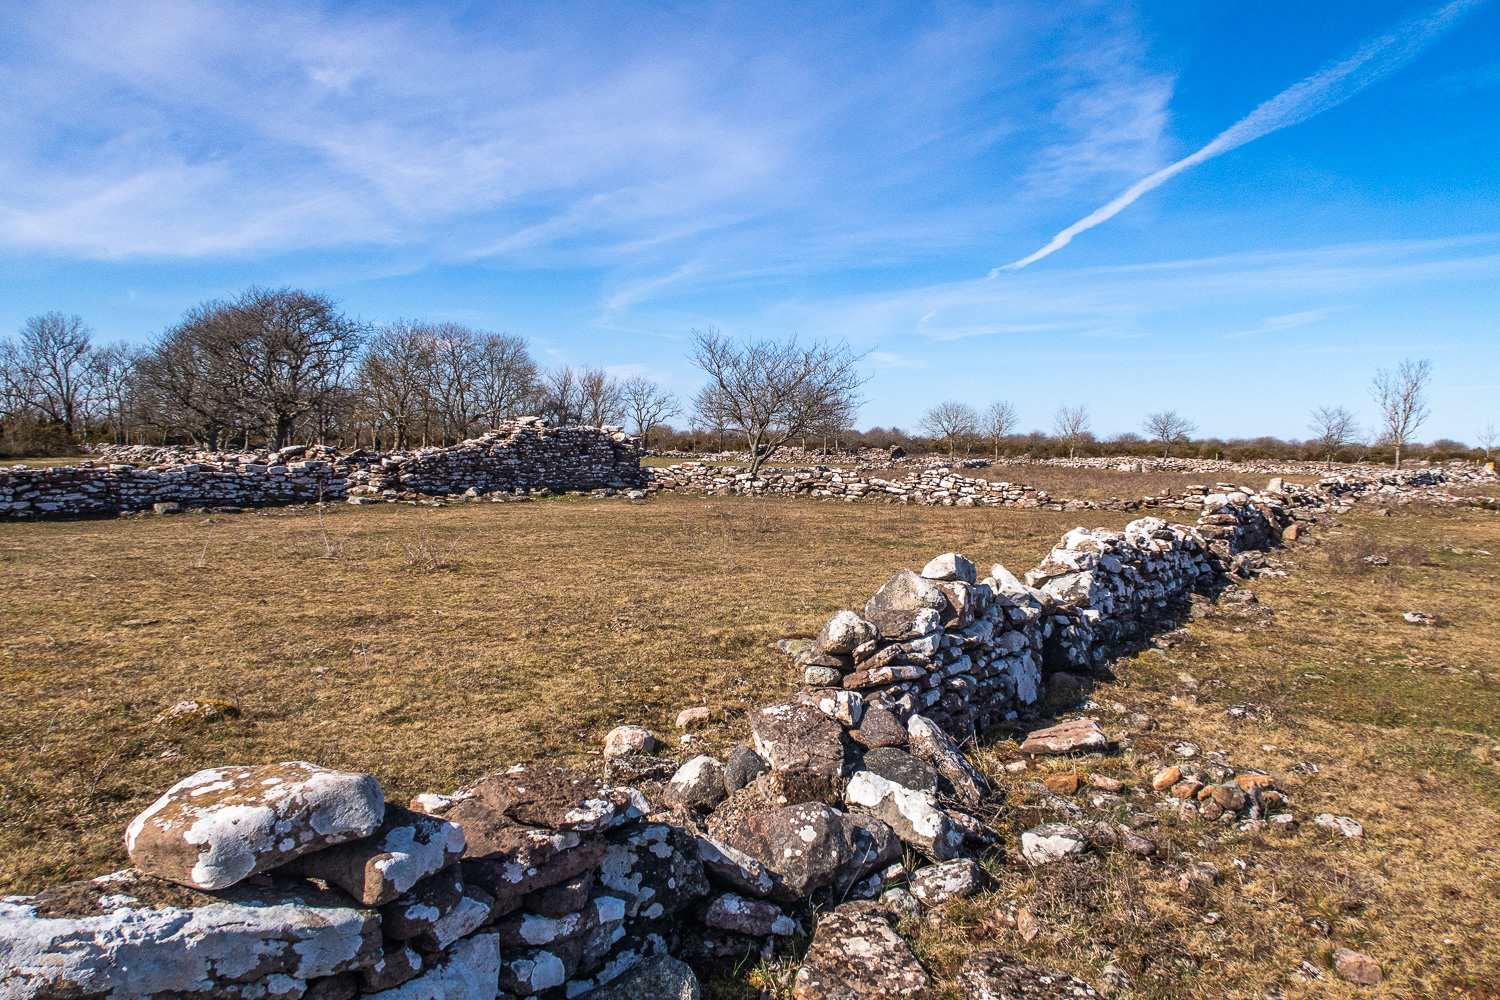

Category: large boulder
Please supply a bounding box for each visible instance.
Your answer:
[0,869,381,1000]
[751,701,848,805]
[283,804,465,905]
[906,716,989,806]
[845,771,961,860]
[816,611,878,655]
[791,904,928,999]
[849,706,909,749]
[863,570,946,640]
[726,803,853,897]
[125,762,385,891]
[958,949,1100,999]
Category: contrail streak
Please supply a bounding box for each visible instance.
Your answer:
[998,0,1486,273]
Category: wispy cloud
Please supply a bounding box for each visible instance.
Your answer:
[1001,0,1488,271]
[1222,306,1344,339]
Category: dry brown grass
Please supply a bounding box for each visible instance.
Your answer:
[3,492,1497,997]
[0,493,1111,893]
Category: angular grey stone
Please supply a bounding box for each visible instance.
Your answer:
[702,893,797,936]
[907,859,983,905]
[598,823,710,921]
[662,755,728,811]
[791,905,928,999]
[412,885,495,951]
[573,955,700,1000]
[858,747,937,793]
[864,570,946,640]
[722,744,768,795]
[379,866,464,940]
[845,771,960,861]
[726,802,853,898]
[921,553,977,584]
[751,700,847,805]
[695,834,790,901]
[283,803,465,906]
[0,869,381,1000]
[849,706,909,749]
[1021,823,1088,864]
[367,931,500,1000]
[524,869,594,918]
[817,611,879,656]
[125,762,385,890]
[907,715,989,806]
[357,944,424,993]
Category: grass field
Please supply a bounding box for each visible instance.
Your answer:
[2,490,1497,997]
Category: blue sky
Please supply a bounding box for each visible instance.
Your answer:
[2,0,1497,441]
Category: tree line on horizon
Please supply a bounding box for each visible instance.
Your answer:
[1,288,1494,472]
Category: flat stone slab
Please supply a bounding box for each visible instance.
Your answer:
[0,868,381,1000]
[791,905,928,999]
[1019,719,1109,755]
[125,761,384,890]
[958,949,1100,999]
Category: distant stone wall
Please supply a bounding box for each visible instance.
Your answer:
[646,461,1494,513]
[0,419,645,520]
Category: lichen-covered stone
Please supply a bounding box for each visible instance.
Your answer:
[125,762,384,891]
[0,869,381,1000]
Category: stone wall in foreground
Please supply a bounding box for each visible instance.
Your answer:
[0,420,645,519]
[0,491,1294,1000]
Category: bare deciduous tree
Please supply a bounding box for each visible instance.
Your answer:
[620,375,679,450]
[1476,420,1496,462]
[690,327,868,477]
[135,303,249,449]
[430,324,483,441]
[1308,405,1359,471]
[982,400,1018,459]
[1143,410,1197,458]
[1053,404,1091,459]
[220,287,366,450]
[7,313,96,441]
[540,367,583,425]
[474,333,538,423]
[1370,358,1432,470]
[358,321,436,449]
[577,367,625,427]
[921,400,979,456]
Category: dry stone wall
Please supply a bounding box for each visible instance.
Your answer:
[0,420,644,520]
[645,461,1495,512]
[0,488,1297,1000]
